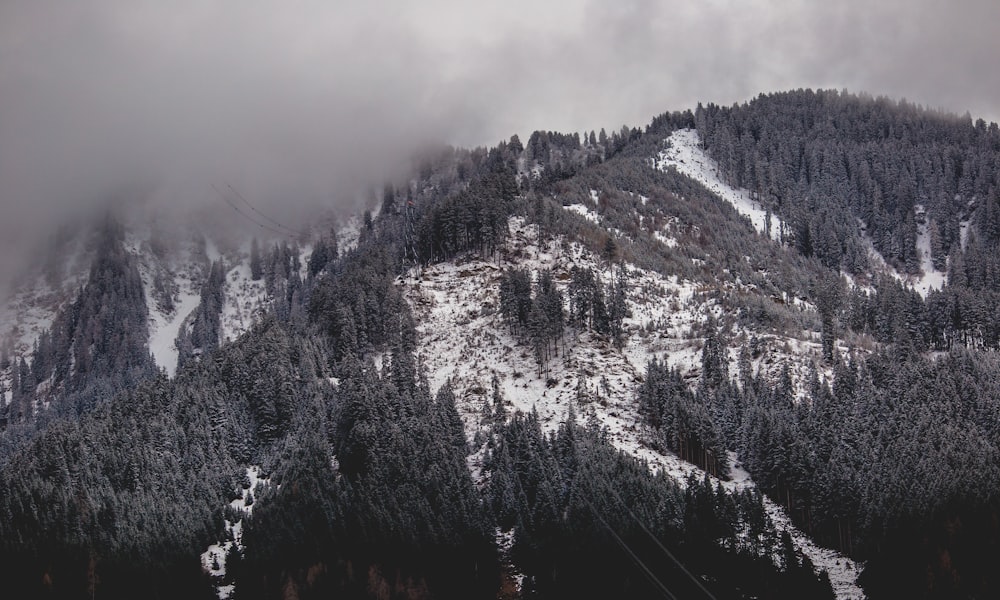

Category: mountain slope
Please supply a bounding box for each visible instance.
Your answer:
[3,90,1000,599]
[402,212,864,599]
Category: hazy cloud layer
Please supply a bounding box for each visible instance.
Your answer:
[1,0,998,283]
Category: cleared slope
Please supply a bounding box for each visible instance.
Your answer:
[656,129,784,241]
[400,216,864,599]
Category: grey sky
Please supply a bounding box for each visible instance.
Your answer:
[1,0,998,283]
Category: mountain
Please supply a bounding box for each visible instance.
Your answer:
[2,89,1000,599]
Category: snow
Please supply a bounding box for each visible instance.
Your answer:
[401,216,861,597]
[910,205,946,296]
[857,213,944,299]
[403,217,705,441]
[220,258,268,344]
[653,230,678,248]
[0,286,61,358]
[0,232,92,359]
[202,466,270,599]
[129,231,205,377]
[655,129,783,242]
[147,286,200,377]
[564,203,600,224]
[337,215,362,253]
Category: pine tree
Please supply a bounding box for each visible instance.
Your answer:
[250,238,262,281]
[308,238,330,278]
[607,266,629,347]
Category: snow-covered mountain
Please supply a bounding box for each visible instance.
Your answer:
[0,130,867,598]
[5,92,1000,599]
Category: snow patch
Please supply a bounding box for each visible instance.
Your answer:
[337,215,362,254]
[910,205,946,296]
[220,255,268,344]
[858,215,942,299]
[0,232,92,359]
[656,129,783,241]
[147,286,200,377]
[960,218,971,250]
[202,466,270,600]
[654,230,678,248]
[132,236,205,377]
[564,203,600,224]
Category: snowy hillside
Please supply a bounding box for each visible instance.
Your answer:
[0,230,94,358]
[400,216,864,599]
[656,129,784,241]
[911,205,946,295]
[656,128,951,300]
[125,227,278,377]
[1,206,360,396]
[202,466,271,600]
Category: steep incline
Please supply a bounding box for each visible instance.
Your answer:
[400,216,864,599]
[656,129,784,241]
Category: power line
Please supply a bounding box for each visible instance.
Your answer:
[579,494,679,600]
[226,183,306,237]
[212,184,284,236]
[605,485,719,600]
[210,184,297,239]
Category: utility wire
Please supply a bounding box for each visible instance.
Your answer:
[226,183,307,237]
[210,184,294,238]
[605,485,719,600]
[579,494,679,600]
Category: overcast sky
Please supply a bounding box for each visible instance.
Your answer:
[1,0,998,281]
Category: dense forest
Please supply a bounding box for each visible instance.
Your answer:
[2,89,1000,598]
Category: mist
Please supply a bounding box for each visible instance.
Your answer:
[2,0,998,291]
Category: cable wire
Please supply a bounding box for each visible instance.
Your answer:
[579,494,679,600]
[605,486,718,600]
[226,183,306,237]
[210,184,297,238]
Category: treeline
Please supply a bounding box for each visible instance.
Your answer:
[633,319,1000,598]
[0,315,334,599]
[523,125,643,187]
[236,347,496,599]
[638,356,729,477]
[177,259,226,368]
[308,244,409,362]
[414,153,519,265]
[498,268,564,374]
[498,264,629,374]
[826,271,1000,353]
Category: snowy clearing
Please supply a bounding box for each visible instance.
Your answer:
[655,129,783,241]
[147,284,200,377]
[401,216,862,599]
[202,466,270,600]
[858,217,943,299]
[564,203,600,224]
[911,205,946,296]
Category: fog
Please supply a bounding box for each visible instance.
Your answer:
[2,0,998,289]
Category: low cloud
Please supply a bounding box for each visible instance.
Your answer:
[1,0,997,288]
